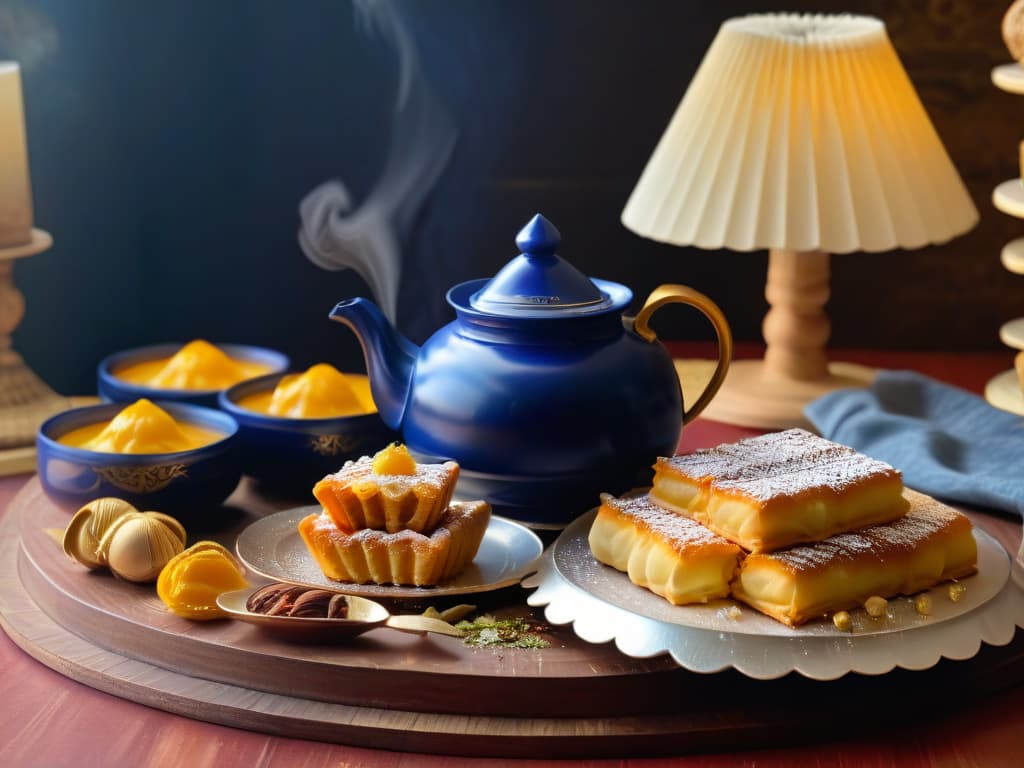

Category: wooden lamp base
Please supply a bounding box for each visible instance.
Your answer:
[697,358,874,430]
[0,229,73,474]
[691,248,874,430]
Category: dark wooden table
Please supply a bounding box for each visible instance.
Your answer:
[2,349,1022,767]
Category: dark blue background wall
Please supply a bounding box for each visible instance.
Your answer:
[3,0,1017,396]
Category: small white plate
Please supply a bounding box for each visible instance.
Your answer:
[235,506,544,599]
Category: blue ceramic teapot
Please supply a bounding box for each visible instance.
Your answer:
[330,214,731,526]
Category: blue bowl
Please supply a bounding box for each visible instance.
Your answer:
[37,401,242,514]
[219,372,398,497]
[97,343,290,408]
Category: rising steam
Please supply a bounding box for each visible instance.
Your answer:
[298,0,456,325]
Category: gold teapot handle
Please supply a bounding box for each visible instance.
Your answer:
[633,284,733,425]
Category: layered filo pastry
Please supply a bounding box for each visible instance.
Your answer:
[588,492,743,605]
[731,491,977,626]
[650,429,909,553]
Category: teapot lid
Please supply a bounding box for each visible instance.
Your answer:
[468,214,628,317]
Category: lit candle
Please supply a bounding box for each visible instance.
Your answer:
[0,62,33,248]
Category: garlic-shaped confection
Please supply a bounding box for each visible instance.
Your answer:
[141,511,187,548]
[98,511,187,583]
[62,497,139,569]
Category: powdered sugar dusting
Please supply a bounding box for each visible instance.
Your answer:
[330,454,456,495]
[605,493,735,551]
[313,500,487,546]
[661,429,900,502]
[766,501,966,573]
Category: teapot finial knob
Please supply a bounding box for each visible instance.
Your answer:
[516,214,561,259]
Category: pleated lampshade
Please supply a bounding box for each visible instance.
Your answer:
[621,14,978,253]
[621,14,979,429]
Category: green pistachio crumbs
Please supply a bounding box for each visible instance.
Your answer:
[454,615,550,649]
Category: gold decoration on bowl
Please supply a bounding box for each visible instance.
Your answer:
[92,463,188,493]
[309,434,363,456]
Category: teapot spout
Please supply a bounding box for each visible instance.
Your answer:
[329,298,417,430]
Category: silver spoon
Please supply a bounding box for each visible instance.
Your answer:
[216,587,466,642]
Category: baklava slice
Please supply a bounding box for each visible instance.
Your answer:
[731,490,977,626]
[651,429,908,552]
[589,492,744,605]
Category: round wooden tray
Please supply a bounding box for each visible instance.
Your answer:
[2,478,1024,758]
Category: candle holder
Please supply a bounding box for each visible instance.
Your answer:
[0,227,71,472]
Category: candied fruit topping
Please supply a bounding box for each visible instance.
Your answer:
[372,443,417,476]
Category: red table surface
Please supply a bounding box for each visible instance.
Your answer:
[2,348,1022,768]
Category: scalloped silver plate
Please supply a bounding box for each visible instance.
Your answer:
[525,510,1024,680]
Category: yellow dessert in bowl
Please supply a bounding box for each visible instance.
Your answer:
[57,398,225,453]
[235,363,376,419]
[37,399,241,514]
[116,340,271,390]
[219,364,397,496]
[98,340,290,406]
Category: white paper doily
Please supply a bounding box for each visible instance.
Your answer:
[525,512,1024,680]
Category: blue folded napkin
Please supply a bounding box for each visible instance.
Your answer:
[805,370,1024,519]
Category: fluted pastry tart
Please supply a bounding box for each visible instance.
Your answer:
[313,444,458,534]
[298,500,491,586]
[731,490,977,626]
[589,492,744,605]
[651,429,909,552]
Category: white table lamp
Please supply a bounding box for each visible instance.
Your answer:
[622,14,978,429]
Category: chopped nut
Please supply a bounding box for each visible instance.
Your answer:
[288,589,337,617]
[327,594,349,619]
[725,605,742,621]
[948,582,967,603]
[915,593,933,616]
[246,583,305,614]
[832,611,852,632]
[864,596,888,618]
[245,584,348,619]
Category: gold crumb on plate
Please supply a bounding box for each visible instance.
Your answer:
[915,593,933,616]
[832,610,852,632]
[864,596,888,619]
